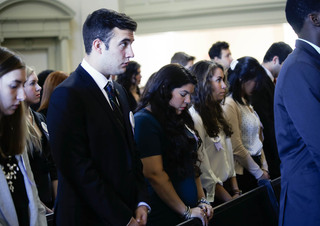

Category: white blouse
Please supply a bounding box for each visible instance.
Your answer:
[237,100,262,156]
[190,106,236,202]
[223,96,268,179]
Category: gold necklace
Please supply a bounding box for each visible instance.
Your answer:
[0,156,19,193]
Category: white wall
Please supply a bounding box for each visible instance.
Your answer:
[133,23,297,87]
[0,0,297,81]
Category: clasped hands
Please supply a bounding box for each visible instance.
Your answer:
[192,203,214,226]
[127,205,148,226]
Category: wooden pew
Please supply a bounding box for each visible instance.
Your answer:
[178,178,280,226]
[209,184,278,226]
[46,212,54,226]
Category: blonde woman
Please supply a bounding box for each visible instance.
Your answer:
[24,66,57,211]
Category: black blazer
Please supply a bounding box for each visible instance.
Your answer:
[28,109,57,208]
[47,65,148,226]
[251,72,280,179]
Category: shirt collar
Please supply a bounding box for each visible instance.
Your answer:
[298,38,320,55]
[262,65,274,82]
[81,59,112,90]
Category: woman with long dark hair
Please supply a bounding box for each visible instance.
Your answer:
[117,61,141,111]
[223,56,269,193]
[0,47,46,225]
[134,64,213,226]
[190,60,240,205]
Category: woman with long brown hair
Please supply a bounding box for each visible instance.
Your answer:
[37,71,68,117]
[190,60,240,205]
[0,47,46,226]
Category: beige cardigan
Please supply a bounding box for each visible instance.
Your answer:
[223,96,268,179]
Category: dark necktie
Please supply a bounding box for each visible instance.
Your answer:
[104,82,125,129]
[105,82,118,110]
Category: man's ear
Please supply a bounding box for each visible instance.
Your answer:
[214,56,220,62]
[272,56,279,65]
[309,13,320,27]
[92,39,103,53]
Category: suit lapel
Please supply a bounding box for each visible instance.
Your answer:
[75,66,129,140]
[32,110,49,141]
[265,75,275,93]
[296,40,320,65]
[114,82,135,151]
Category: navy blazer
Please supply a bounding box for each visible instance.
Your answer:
[47,65,148,226]
[274,40,320,226]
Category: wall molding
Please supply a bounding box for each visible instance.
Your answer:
[120,0,286,34]
[0,0,75,71]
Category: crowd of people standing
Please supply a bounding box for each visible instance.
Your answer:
[0,0,319,225]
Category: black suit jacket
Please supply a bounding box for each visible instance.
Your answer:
[47,65,148,226]
[251,71,280,179]
[29,109,57,207]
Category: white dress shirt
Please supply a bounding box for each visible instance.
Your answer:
[189,106,236,202]
[262,65,274,83]
[81,59,114,108]
[298,38,320,55]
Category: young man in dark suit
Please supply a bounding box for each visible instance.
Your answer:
[251,42,292,179]
[274,0,320,225]
[47,9,149,226]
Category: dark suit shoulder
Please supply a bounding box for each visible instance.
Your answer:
[32,109,46,123]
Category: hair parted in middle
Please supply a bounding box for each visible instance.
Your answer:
[191,60,233,138]
[0,47,26,157]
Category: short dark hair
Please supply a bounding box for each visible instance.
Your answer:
[286,0,320,34]
[208,41,230,60]
[170,52,195,67]
[82,8,137,54]
[37,69,55,88]
[228,56,266,105]
[263,42,293,64]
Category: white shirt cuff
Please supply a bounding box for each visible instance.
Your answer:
[138,202,151,214]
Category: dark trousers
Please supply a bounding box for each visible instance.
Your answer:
[212,177,234,207]
[236,155,262,194]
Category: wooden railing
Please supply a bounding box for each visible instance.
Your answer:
[177,177,281,226]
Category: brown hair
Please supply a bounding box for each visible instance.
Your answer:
[38,71,68,112]
[191,60,233,138]
[0,47,27,157]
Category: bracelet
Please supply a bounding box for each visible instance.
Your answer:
[182,206,192,220]
[233,189,242,195]
[197,197,210,206]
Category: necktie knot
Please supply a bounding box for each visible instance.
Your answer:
[105,82,117,109]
